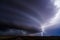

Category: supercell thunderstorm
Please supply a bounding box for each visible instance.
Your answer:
[0,0,60,36]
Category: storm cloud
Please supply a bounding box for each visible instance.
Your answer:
[0,0,57,35]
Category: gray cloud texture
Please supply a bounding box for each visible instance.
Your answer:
[0,0,57,35]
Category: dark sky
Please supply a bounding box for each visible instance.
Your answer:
[0,0,60,36]
[43,23,60,36]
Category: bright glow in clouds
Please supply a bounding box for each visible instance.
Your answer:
[41,0,60,35]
